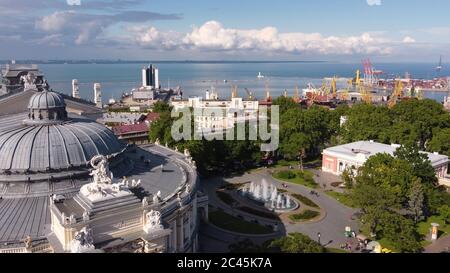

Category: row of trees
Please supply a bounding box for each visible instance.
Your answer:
[148,102,262,176]
[341,99,450,153]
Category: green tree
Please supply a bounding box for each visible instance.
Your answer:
[381,212,422,253]
[408,178,425,224]
[428,128,450,156]
[438,205,450,224]
[390,99,450,149]
[394,144,438,187]
[152,101,171,113]
[341,103,392,144]
[341,168,355,189]
[278,105,334,161]
[269,233,325,253]
[149,112,173,145]
[272,96,299,114]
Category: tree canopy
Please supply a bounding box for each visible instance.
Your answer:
[269,233,325,253]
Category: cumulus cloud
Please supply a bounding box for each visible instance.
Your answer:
[131,21,393,56]
[402,36,416,44]
[367,0,382,6]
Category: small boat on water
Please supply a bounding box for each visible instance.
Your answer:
[257,72,265,79]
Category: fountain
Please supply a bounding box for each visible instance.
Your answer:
[240,179,298,212]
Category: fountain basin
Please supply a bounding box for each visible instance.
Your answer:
[239,179,299,213]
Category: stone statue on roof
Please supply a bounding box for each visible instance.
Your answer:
[20,72,37,90]
[81,155,142,200]
[70,227,95,253]
[143,210,163,233]
[23,236,32,249]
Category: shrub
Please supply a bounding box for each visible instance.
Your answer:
[289,210,320,221]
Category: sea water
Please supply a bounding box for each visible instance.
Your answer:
[38,62,450,104]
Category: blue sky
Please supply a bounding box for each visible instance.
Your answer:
[0,0,449,62]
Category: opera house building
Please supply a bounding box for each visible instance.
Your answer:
[0,88,207,253]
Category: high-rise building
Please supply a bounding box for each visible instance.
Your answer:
[154,66,159,90]
[142,67,148,87]
[147,65,153,87]
[94,83,102,108]
[72,79,80,98]
[141,64,159,89]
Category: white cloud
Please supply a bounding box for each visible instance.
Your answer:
[402,36,416,44]
[367,0,382,6]
[130,25,181,50]
[35,11,73,32]
[67,0,81,6]
[131,21,393,56]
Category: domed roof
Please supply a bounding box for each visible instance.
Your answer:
[28,91,66,110]
[0,117,125,174]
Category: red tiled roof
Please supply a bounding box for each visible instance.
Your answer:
[145,112,161,122]
[112,122,149,135]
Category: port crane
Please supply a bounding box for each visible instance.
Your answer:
[362,58,383,87]
[360,85,373,105]
[388,80,403,108]
[338,79,352,101]
[244,88,256,101]
[231,85,238,99]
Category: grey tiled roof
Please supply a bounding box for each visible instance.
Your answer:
[0,113,125,174]
[0,197,50,244]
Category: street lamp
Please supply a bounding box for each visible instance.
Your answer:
[317,232,321,245]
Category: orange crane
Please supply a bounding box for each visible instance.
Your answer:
[331,77,338,99]
[360,85,373,104]
[388,80,403,108]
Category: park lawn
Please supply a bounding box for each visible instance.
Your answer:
[272,160,299,168]
[209,210,274,235]
[273,170,319,189]
[325,191,357,208]
[417,215,450,240]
